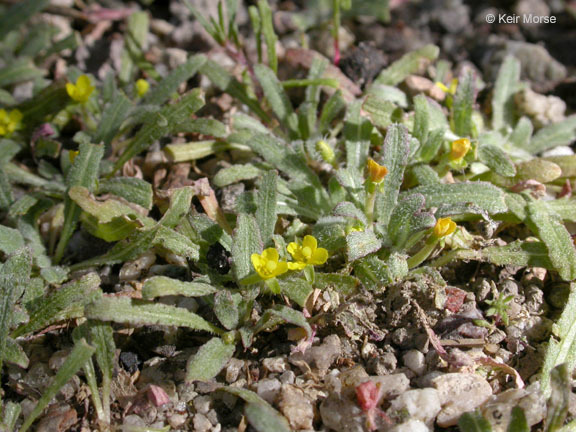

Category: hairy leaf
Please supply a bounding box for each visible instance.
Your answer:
[492,56,521,131]
[375,44,439,86]
[186,337,236,382]
[255,170,278,246]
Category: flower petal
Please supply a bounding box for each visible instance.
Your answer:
[251,253,263,270]
[275,261,288,276]
[302,235,317,251]
[288,262,306,270]
[9,109,22,123]
[287,242,299,257]
[262,248,279,261]
[311,247,328,265]
[66,83,76,99]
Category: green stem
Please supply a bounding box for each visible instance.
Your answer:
[407,236,439,269]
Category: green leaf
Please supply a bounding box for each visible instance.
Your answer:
[526,200,576,281]
[92,91,132,146]
[362,93,396,130]
[4,337,29,368]
[186,337,236,382]
[0,225,25,255]
[417,128,445,163]
[55,142,105,263]
[541,284,576,397]
[452,69,476,137]
[254,305,312,339]
[213,164,261,187]
[98,177,153,210]
[119,11,149,83]
[113,89,205,172]
[344,101,373,173]
[406,182,507,215]
[413,94,430,145]
[178,118,228,137]
[13,273,102,338]
[257,0,278,74]
[0,249,31,374]
[218,387,291,432]
[85,296,222,334]
[200,59,270,122]
[232,213,263,281]
[478,144,516,177]
[527,115,576,154]
[142,276,217,299]
[154,225,200,260]
[0,57,44,88]
[144,55,205,105]
[314,272,359,296]
[458,410,493,432]
[546,364,570,431]
[213,291,240,330]
[159,187,194,228]
[0,0,50,39]
[374,44,439,86]
[346,230,382,262]
[254,64,296,133]
[508,116,533,150]
[165,141,230,162]
[544,155,576,178]
[19,339,95,432]
[388,194,435,249]
[319,90,346,134]
[492,56,521,131]
[0,168,13,210]
[375,123,410,226]
[255,170,278,246]
[507,406,529,432]
[279,278,313,307]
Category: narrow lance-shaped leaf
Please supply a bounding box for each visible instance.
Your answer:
[232,213,263,281]
[0,225,25,255]
[346,230,382,262]
[255,170,277,246]
[492,55,521,131]
[142,276,217,299]
[54,142,104,263]
[343,101,372,173]
[452,68,476,137]
[113,89,205,173]
[540,283,576,396]
[144,54,206,105]
[13,272,102,338]
[186,337,236,382]
[526,200,576,281]
[92,91,132,146]
[98,177,153,210]
[376,123,410,227]
[478,144,517,177]
[218,387,291,432]
[19,339,95,432]
[374,44,439,86]
[526,115,576,154]
[257,0,278,74]
[458,410,493,432]
[0,249,31,377]
[85,296,223,335]
[254,64,296,134]
[214,291,240,330]
[413,94,430,145]
[388,194,435,249]
[0,0,50,40]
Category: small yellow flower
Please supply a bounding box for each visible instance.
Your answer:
[251,248,288,280]
[450,138,471,161]
[367,159,388,184]
[69,150,79,164]
[287,235,328,270]
[66,75,95,103]
[0,109,23,136]
[136,79,150,97]
[435,78,458,95]
[433,217,457,238]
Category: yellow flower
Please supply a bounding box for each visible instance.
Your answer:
[66,75,95,103]
[0,109,23,136]
[450,138,471,161]
[366,159,388,184]
[136,79,150,97]
[435,78,458,95]
[433,217,457,238]
[287,235,328,270]
[251,248,288,280]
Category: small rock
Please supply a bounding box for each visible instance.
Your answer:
[432,373,493,427]
[255,378,282,404]
[290,334,341,374]
[36,405,77,432]
[193,395,212,414]
[48,350,71,371]
[119,251,156,282]
[123,414,146,427]
[168,413,188,429]
[279,370,296,385]
[119,351,141,374]
[147,385,171,407]
[277,385,314,430]
[482,385,546,429]
[403,350,426,376]
[367,351,397,376]
[263,357,289,374]
[515,87,566,127]
[320,393,365,432]
[389,388,441,426]
[389,419,430,432]
[225,358,244,383]
[193,413,212,432]
[368,374,410,400]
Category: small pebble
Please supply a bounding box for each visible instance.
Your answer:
[389,419,430,432]
[255,378,282,404]
[277,385,314,430]
[389,388,441,425]
[403,350,426,376]
[193,413,212,432]
[193,395,211,414]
